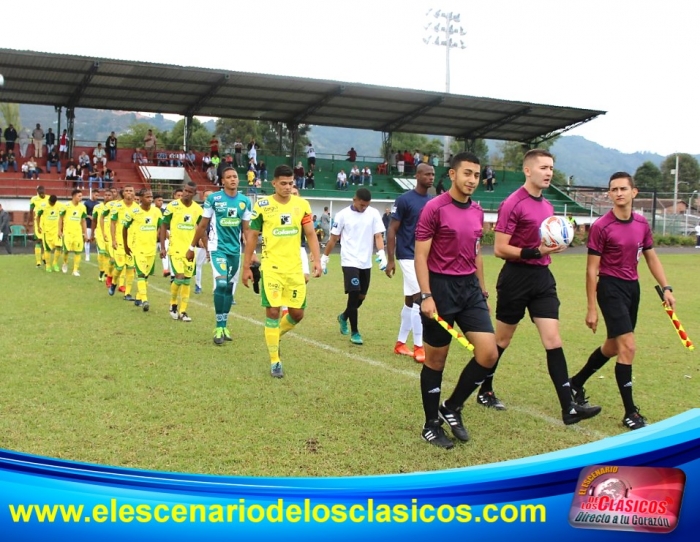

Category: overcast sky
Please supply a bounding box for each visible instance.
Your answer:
[2,0,697,156]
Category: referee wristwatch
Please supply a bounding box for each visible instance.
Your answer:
[420,293,433,302]
[662,285,673,293]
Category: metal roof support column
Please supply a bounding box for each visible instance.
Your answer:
[184,115,193,152]
[66,107,75,158]
[55,106,62,149]
[286,123,299,167]
[382,132,393,163]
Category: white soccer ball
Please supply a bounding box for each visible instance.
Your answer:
[540,216,574,247]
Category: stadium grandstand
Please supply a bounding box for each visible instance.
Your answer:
[0,48,604,237]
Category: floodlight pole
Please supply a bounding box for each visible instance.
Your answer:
[425,9,464,165]
[673,154,679,214]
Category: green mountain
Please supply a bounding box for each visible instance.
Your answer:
[14,104,690,187]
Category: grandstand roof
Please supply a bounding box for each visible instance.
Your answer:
[0,48,605,142]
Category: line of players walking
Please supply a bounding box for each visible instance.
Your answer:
[27,150,678,449]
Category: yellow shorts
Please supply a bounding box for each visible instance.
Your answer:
[114,251,135,269]
[43,232,61,251]
[260,269,307,309]
[134,252,156,277]
[63,233,84,253]
[169,252,195,278]
[96,232,107,254]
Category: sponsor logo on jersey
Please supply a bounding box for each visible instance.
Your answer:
[227,208,237,218]
[239,202,247,210]
[176,223,195,230]
[140,224,158,232]
[271,226,299,236]
[258,199,269,207]
[220,217,241,227]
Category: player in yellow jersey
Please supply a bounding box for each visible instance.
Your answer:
[101,188,119,289]
[160,182,203,322]
[109,185,138,299]
[36,194,64,272]
[28,185,48,268]
[92,189,113,281]
[242,164,322,378]
[59,189,88,276]
[123,189,162,312]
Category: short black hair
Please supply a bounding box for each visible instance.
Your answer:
[71,188,82,197]
[355,187,372,202]
[49,195,58,204]
[274,164,294,178]
[450,152,480,169]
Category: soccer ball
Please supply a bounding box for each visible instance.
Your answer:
[540,216,574,247]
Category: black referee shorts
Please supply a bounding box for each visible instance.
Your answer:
[422,272,493,348]
[597,275,640,339]
[342,266,371,295]
[495,262,560,325]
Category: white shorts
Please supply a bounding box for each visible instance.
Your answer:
[398,259,419,296]
[301,246,310,276]
[397,161,405,174]
[59,144,68,152]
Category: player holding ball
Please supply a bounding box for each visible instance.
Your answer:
[481,149,601,425]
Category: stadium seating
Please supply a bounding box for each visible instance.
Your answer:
[9,224,28,247]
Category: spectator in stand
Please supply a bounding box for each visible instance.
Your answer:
[93,143,108,168]
[294,161,305,189]
[26,157,40,180]
[78,151,92,174]
[247,164,256,194]
[0,150,5,172]
[66,163,80,188]
[106,131,118,161]
[337,169,348,190]
[5,150,17,172]
[224,153,234,169]
[377,159,389,175]
[186,149,196,168]
[347,147,358,162]
[157,151,169,166]
[430,154,439,167]
[413,149,421,169]
[46,128,56,154]
[396,150,405,176]
[32,123,45,158]
[349,164,361,186]
[422,152,430,164]
[4,124,18,152]
[143,129,157,163]
[201,152,212,171]
[206,163,218,186]
[59,129,69,159]
[306,142,316,171]
[247,138,258,165]
[46,148,61,174]
[362,165,373,186]
[258,160,268,182]
[403,149,413,174]
[389,149,397,173]
[103,168,115,189]
[19,127,31,158]
[305,169,315,189]
[211,153,221,176]
[209,135,220,157]
[132,147,146,165]
[233,137,243,167]
[88,169,102,191]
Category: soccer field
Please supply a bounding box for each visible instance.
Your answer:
[1,250,698,477]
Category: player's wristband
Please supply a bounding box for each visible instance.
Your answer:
[520,247,542,259]
[189,245,196,252]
